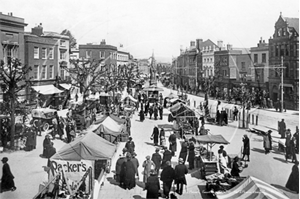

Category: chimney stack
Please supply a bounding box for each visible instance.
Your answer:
[196,39,203,52]
[227,44,232,50]
[217,40,223,49]
[100,39,106,45]
[31,23,43,37]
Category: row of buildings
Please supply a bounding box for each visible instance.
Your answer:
[0,12,150,102]
[166,13,298,110]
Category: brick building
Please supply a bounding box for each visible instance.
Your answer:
[268,13,299,110]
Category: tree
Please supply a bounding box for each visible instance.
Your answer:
[60,58,107,104]
[0,58,31,149]
[61,29,77,50]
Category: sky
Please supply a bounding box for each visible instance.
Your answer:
[1,0,299,62]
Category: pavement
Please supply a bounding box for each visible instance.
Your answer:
[0,81,299,199]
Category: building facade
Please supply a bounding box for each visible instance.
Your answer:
[137,59,150,75]
[250,38,269,91]
[79,40,117,67]
[268,14,299,110]
[117,51,129,67]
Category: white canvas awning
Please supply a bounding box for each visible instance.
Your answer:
[59,83,72,90]
[32,85,63,95]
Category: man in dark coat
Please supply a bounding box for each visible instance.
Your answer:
[174,158,188,195]
[151,148,162,175]
[145,101,149,116]
[169,132,177,156]
[152,125,159,146]
[187,140,195,170]
[125,137,135,155]
[159,104,163,120]
[159,128,165,145]
[286,161,299,193]
[160,161,175,198]
[279,119,286,138]
[241,134,250,161]
[231,156,242,177]
[139,109,145,122]
[1,157,16,192]
[25,127,36,151]
[115,154,127,184]
[161,147,173,169]
[179,138,189,164]
[121,153,136,190]
[153,104,158,120]
[43,135,51,158]
[144,169,160,199]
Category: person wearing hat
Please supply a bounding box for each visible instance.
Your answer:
[169,131,177,156]
[285,129,292,160]
[42,135,51,158]
[179,137,189,164]
[1,157,17,192]
[241,134,250,162]
[125,137,135,155]
[231,156,243,177]
[160,161,175,198]
[151,148,162,176]
[115,154,127,185]
[144,169,160,199]
[151,125,160,146]
[120,153,136,190]
[142,156,156,183]
[262,130,272,154]
[161,147,173,170]
[279,119,286,139]
[174,158,188,195]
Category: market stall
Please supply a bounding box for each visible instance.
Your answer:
[90,115,127,143]
[35,132,117,199]
[215,176,289,199]
[185,134,230,178]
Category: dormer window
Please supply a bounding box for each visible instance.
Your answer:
[277,29,281,37]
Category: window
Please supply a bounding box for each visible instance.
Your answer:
[100,51,104,58]
[86,51,90,58]
[49,65,54,79]
[280,45,285,56]
[254,54,258,63]
[34,47,39,59]
[33,65,39,79]
[241,62,245,70]
[262,53,266,63]
[275,45,279,57]
[60,50,66,59]
[60,69,65,80]
[49,48,54,59]
[42,48,47,59]
[41,65,46,79]
[60,40,66,46]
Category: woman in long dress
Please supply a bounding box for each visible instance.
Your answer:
[286,161,299,193]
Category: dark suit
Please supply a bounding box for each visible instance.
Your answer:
[160,165,175,197]
[174,163,188,195]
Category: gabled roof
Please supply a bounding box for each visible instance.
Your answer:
[284,17,299,34]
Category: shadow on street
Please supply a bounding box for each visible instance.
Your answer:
[251,147,267,154]
[133,195,145,199]
[273,157,288,163]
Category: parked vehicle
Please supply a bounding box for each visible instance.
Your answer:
[31,108,56,131]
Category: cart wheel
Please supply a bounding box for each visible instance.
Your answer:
[43,122,50,131]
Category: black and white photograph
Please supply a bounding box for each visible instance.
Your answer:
[0,0,299,198]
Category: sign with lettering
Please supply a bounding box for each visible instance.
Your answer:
[49,159,93,191]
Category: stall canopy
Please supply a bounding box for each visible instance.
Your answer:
[51,132,116,161]
[32,85,63,95]
[95,115,125,125]
[185,134,230,145]
[169,103,195,117]
[143,85,164,92]
[59,83,72,90]
[216,176,289,199]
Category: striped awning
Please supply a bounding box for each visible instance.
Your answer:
[216,176,289,199]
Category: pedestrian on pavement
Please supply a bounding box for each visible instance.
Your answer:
[262,130,272,154]
[233,106,239,121]
[54,112,64,140]
[47,142,56,159]
[160,161,175,199]
[125,137,135,155]
[160,128,165,145]
[187,139,195,170]
[218,150,228,174]
[144,169,160,199]
[285,129,292,161]
[199,123,206,135]
[154,103,158,120]
[25,126,36,151]
[1,157,16,192]
[151,148,162,176]
[179,138,189,164]
[33,119,42,136]
[131,152,140,179]
[290,137,298,163]
[241,134,250,162]
[42,135,51,158]
[151,125,159,146]
[121,153,136,190]
[159,104,163,120]
[279,119,286,138]
[142,156,156,183]
[169,131,177,156]
[293,126,299,153]
[145,100,149,116]
[139,109,145,122]
[149,105,153,119]
[161,146,173,169]
[174,158,188,195]
[115,154,127,184]
[126,117,131,136]
[286,161,299,193]
[231,156,243,177]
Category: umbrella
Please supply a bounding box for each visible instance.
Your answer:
[143,85,164,92]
